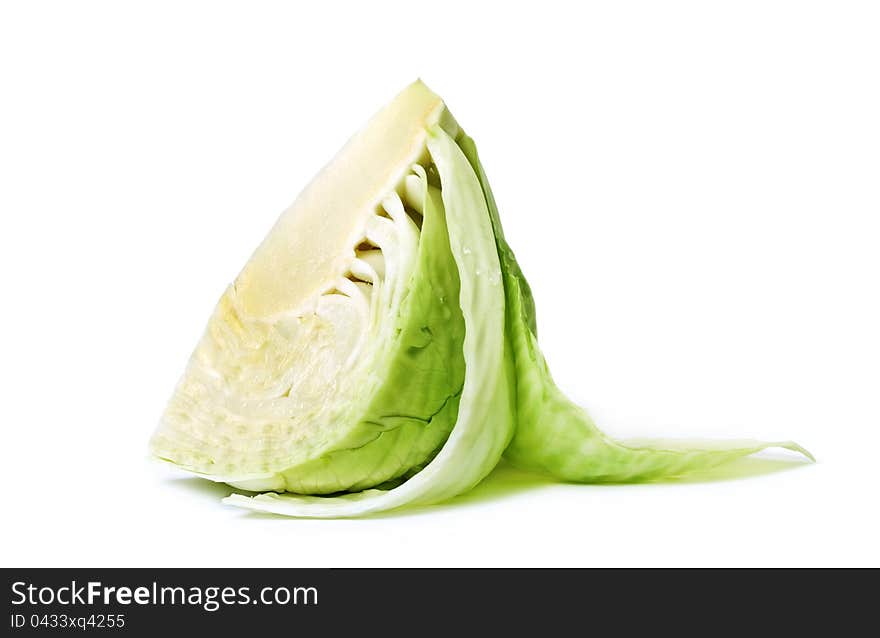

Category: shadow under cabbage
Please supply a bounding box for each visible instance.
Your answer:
[163,452,812,520]
[431,452,813,509]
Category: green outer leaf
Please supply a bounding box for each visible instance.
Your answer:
[456,134,814,482]
[274,167,466,494]
[224,126,514,516]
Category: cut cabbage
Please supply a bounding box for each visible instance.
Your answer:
[151,80,812,517]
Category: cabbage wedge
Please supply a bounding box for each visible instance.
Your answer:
[151,81,812,517]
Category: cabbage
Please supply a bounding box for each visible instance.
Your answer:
[151,81,812,517]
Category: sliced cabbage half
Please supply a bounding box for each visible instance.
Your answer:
[151,81,812,517]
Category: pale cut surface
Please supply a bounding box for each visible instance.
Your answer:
[151,81,457,485]
[235,80,445,317]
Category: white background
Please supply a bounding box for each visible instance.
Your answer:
[2,1,877,567]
